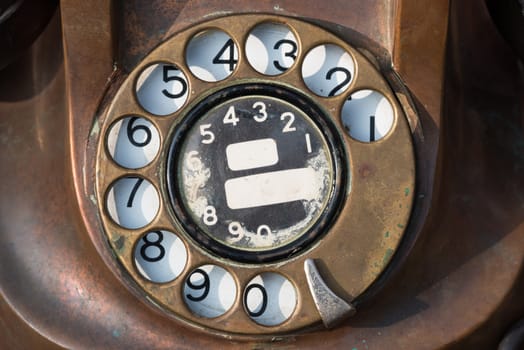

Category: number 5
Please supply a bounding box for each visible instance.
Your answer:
[200,124,215,144]
[161,65,188,99]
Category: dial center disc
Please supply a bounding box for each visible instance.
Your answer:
[167,84,345,262]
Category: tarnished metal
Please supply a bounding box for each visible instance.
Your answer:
[94,14,415,336]
[304,259,355,328]
[0,0,58,70]
[1,0,523,349]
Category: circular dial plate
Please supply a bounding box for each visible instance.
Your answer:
[169,90,342,261]
[95,14,416,336]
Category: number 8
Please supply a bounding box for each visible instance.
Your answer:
[203,206,218,225]
[140,231,165,262]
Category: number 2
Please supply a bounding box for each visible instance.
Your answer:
[326,67,352,97]
[281,112,296,132]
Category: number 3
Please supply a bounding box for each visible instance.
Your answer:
[253,101,267,122]
[273,39,297,72]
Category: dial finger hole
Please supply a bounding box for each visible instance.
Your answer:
[243,272,297,326]
[186,29,239,82]
[134,230,188,283]
[135,62,189,116]
[183,264,236,318]
[341,89,394,142]
[302,44,354,97]
[245,22,298,76]
[106,176,160,229]
[106,116,160,169]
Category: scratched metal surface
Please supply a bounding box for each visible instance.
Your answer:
[1,0,523,348]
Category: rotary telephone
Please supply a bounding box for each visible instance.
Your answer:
[1,0,523,349]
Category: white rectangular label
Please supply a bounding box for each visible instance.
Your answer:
[226,138,278,171]
[224,168,318,209]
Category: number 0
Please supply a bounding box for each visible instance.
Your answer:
[244,284,268,317]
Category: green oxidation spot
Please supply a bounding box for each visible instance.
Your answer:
[114,236,125,251]
[404,187,410,197]
[112,329,121,338]
[352,348,358,350]
[385,231,390,238]
[90,119,100,138]
[383,248,394,265]
[397,224,405,229]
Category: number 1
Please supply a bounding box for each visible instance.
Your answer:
[370,115,375,142]
[305,133,312,153]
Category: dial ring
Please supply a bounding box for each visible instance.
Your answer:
[94,13,416,337]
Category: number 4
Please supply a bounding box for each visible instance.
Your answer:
[223,106,239,126]
[212,39,238,72]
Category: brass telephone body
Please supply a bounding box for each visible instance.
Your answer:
[1,0,523,349]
